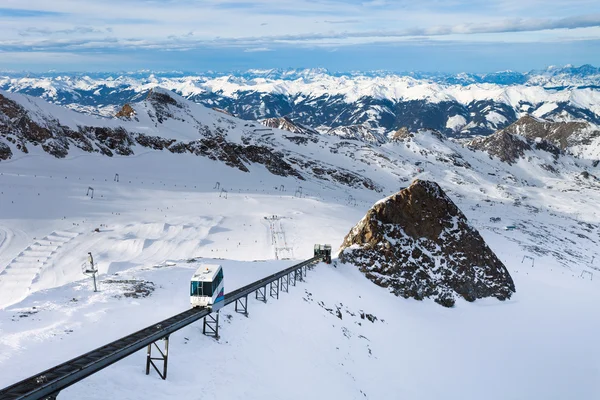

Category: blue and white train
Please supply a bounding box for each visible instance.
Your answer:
[190,264,224,311]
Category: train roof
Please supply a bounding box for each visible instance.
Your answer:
[191,264,222,281]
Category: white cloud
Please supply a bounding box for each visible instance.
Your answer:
[243,47,273,52]
[1,2,600,54]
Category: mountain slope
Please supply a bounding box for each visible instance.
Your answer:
[2,66,600,138]
[0,83,599,399]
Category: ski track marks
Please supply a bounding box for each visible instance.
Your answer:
[0,231,80,309]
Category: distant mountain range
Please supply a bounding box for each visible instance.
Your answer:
[1,65,599,140]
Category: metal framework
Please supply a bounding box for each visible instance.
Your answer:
[280,274,289,293]
[255,285,267,303]
[0,255,322,400]
[234,296,248,316]
[203,313,219,340]
[269,279,280,299]
[146,336,169,380]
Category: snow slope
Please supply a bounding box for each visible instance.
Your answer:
[0,98,600,398]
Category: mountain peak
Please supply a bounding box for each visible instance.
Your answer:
[339,179,516,307]
[146,87,183,108]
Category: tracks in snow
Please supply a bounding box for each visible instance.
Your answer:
[0,230,80,309]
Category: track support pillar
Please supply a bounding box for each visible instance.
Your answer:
[146,336,169,380]
[270,279,280,299]
[235,296,249,317]
[203,312,220,340]
[281,274,289,293]
[256,285,267,303]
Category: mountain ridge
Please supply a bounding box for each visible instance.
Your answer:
[2,66,600,138]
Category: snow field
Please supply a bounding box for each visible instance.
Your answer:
[0,129,599,399]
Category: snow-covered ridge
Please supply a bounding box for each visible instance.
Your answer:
[1,82,600,399]
[2,67,600,139]
[2,71,599,106]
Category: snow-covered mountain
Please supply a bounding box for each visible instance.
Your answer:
[2,65,600,139]
[1,87,600,399]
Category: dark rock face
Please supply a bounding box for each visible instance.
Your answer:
[339,180,516,307]
[261,116,318,135]
[116,104,136,119]
[502,115,600,150]
[390,127,445,142]
[0,141,11,160]
[326,124,388,144]
[0,89,384,192]
[468,129,562,165]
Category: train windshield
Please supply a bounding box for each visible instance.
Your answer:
[190,281,213,296]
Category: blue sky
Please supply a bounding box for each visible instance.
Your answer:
[0,0,599,73]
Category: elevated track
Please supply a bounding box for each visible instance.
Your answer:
[0,255,324,400]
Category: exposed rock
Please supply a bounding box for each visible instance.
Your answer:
[390,127,411,141]
[326,124,388,144]
[116,104,136,119]
[339,180,516,307]
[468,129,561,165]
[390,127,444,142]
[261,116,318,135]
[0,141,12,160]
[0,88,384,193]
[503,115,600,150]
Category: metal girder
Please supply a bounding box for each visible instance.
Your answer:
[290,271,296,287]
[269,279,280,299]
[146,336,169,380]
[234,296,248,316]
[203,313,219,340]
[255,285,267,303]
[0,255,323,400]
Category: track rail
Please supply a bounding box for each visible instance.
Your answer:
[0,256,322,400]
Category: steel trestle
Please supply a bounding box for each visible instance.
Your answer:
[0,255,323,400]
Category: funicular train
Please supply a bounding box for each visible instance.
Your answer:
[190,264,224,310]
[190,244,332,309]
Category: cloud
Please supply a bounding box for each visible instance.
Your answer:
[0,8,65,18]
[3,13,599,53]
[323,19,360,24]
[243,47,273,52]
[19,26,111,36]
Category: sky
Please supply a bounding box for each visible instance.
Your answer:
[0,0,599,73]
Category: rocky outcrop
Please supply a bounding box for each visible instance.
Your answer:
[503,115,600,150]
[326,124,388,144]
[339,180,515,307]
[116,104,136,119]
[390,127,444,142]
[261,116,318,135]
[0,141,11,160]
[468,130,561,164]
[0,88,388,191]
[390,127,411,141]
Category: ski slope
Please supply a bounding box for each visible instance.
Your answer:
[0,132,599,399]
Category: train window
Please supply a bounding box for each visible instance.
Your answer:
[202,281,213,296]
[190,281,198,296]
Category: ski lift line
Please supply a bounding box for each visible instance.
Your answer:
[0,255,324,400]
